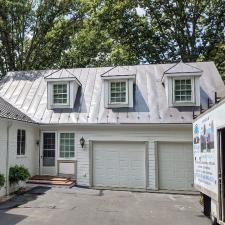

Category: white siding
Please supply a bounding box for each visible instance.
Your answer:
[0,119,39,196]
[40,124,192,190]
[0,120,7,196]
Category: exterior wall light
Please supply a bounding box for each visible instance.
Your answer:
[80,137,85,148]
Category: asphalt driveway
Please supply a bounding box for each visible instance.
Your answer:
[0,187,210,225]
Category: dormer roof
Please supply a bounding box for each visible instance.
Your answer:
[44,68,81,85]
[101,66,136,80]
[163,61,203,76]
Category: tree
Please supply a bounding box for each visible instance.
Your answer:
[61,0,145,68]
[139,0,225,65]
[0,0,224,81]
[0,0,84,77]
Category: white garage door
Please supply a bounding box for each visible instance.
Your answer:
[158,142,193,191]
[93,142,146,189]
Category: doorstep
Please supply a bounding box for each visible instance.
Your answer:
[27,175,76,187]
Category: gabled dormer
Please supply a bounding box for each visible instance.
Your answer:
[101,66,136,108]
[45,69,81,109]
[163,62,203,107]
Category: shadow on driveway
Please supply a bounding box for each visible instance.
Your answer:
[0,186,51,225]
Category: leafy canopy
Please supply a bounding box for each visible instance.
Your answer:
[0,0,224,79]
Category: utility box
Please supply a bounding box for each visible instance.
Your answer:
[193,98,225,225]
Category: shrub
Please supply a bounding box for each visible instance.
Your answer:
[0,174,5,188]
[9,165,30,185]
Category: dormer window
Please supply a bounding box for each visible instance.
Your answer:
[53,83,69,105]
[110,80,128,104]
[101,66,136,108]
[173,78,194,103]
[163,62,202,107]
[45,69,81,109]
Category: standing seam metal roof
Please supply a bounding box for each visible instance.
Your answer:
[0,62,224,124]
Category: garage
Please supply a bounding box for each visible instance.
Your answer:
[92,141,146,189]
[158,142,194,191]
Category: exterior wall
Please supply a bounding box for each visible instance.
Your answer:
[0,120,7,196]
[0,118,39,196]
[40,124,192,190]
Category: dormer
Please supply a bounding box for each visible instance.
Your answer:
[162,62,203,107]
[45,69,81,109]
[101,67,136,108]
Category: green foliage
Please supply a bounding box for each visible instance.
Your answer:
[0,0,224,81]
[9,165,30,185]
[0,0,84,76]
[0,174,5,188]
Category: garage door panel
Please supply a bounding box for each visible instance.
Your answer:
[158,142,194,191]
[93,142,146,189]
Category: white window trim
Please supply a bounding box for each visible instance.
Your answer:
[58,131,76,160]
[52,82,70,106]
[109,80,129,105]
[17,129,26,156]
[172,77,195,104]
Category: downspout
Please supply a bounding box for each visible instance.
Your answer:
[38,128,41,175]
[6,120,12,195]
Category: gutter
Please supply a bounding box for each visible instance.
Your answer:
[6,121,12,195]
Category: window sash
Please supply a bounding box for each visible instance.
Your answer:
[173,78,194,103]
[59,133,75,158]
[109,81,128,104]
[17,129,26,155]
[53,83,69,105]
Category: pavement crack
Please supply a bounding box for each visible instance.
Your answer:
[18,205,58,209]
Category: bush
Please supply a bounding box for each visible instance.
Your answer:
[0,174,5,188]
[9,165,30,185]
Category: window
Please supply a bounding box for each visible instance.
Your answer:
[59,133,75,158]
[53,83,68,104]
[17,129,26,155]
[173,78,193,103]
[110,81,128,104]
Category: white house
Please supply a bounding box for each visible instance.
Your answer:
[0,61,224,194]
[0,97,39,196]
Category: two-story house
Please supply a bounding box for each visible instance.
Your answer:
[0,61,224,193]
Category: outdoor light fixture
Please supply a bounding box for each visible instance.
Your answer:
[80,137,85,148]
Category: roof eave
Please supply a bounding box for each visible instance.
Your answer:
[44,77,82,86]
[101,74,136,80]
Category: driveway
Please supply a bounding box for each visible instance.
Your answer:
[0,187,210,225]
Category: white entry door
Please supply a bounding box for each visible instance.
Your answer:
[93,142,146,189]
[158,142,194,190]
[41,132,56,175]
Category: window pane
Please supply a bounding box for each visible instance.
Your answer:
[53,84,68,104]
[110,81,127,103]
[17,129,26,155]
[60,133,75,158]
[174,79,192,102]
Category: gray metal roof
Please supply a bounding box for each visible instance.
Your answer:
[101,66,136,77]
[0,97,34,123]
[44,69,82,85]
[164,61,203,75]
[0,62,224,124]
